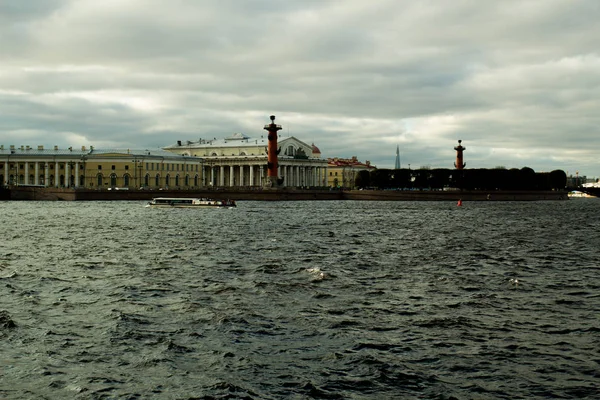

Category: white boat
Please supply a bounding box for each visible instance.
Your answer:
[145,197,236,208]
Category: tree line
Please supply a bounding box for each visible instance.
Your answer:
[355,167,567,191]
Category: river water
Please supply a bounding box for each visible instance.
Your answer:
[1,199,599,399]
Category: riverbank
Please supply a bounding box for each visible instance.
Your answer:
[3,186,569,201]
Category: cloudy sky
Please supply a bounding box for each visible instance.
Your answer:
[1,0,598,176]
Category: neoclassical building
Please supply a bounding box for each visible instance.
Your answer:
[0,145,203,189]
[163,133,328,187]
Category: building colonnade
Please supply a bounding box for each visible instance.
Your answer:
[2,160,85,187]
[201,159,327,188]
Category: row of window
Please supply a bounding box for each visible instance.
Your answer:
[95,173,200,188]
[145,163,199,172]
[0,163,199,172]
[0,163,83,170]
[96,163,200,172]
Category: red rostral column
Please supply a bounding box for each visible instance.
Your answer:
[454,139,466,169]
[264,115,282,187]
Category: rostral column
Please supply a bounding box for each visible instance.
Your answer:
[264,115,283,188]
[454,140,466,169]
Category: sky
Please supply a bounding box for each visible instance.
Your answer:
[1,0,598,177]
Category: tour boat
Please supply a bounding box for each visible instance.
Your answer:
[146,197,236,208]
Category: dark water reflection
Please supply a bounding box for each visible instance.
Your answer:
[1,199,599,399]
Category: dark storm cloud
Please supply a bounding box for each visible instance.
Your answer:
[1,0,599,176]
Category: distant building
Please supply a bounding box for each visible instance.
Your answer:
[566,173,588,187]
[0,145,201,189]
[163,133,328,187]
[327,156,376,189]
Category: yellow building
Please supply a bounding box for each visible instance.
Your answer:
[0,145,203,189]
[163,133,328,187]
[327,156,376,189]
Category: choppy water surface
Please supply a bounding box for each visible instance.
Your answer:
[1,199,599,399]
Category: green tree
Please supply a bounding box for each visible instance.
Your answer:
[355,170,371,188]
[549,169,567,189]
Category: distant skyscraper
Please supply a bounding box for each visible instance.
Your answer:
[394,145,401,169]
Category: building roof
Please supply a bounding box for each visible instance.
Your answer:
[163,134,269,149]
[0,145,198,160]
[163,134,322,159]
[327,156,375,169]
[311,143,321,154]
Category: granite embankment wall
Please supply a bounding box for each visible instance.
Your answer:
[5,187,569,201]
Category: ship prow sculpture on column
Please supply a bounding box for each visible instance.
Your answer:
[264,115,284,188]
[454,140,466,169]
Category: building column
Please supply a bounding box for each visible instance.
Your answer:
[316,166,320,186]
[316,166,320,187]
[249,165,254,186]
[219,166,225,186]
[260,165,264,185]
[239,165,245,187]
[290,166,295,187]
[74,161,80,188]
[45,163,49,187]
[229,165,234,187]
[3,161,7,185]
[34,162,39,185]
[24,162,30,184]
[65,162,70,187]
[303,167,308,187]
[55,161,60,187]
[320,167,324,186]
